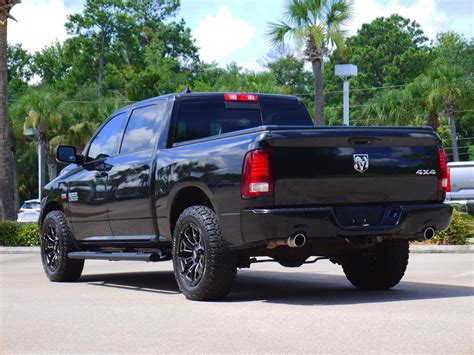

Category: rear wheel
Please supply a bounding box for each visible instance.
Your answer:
[342,239,409,290]
[172,206,237,301]
[40,210,84,282]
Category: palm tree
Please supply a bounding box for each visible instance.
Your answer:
[361,89,422,127]
[0,0,20,221]
[427,64,470,161]
[407,74,440,131]
[267,0,353,125]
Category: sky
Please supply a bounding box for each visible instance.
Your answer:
[7,0,474,71]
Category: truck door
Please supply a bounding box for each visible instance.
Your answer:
[105,102,165,238]
[68,112,128,241]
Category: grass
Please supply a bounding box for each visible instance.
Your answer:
[463,213,474,237]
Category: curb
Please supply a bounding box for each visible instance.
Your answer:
[0,247,40,254]
[410,245,474,253]
[0,245,473,254]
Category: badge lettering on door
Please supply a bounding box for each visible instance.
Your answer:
[68,192,79,201]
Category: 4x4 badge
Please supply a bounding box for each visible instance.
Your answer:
[353,154,369,173]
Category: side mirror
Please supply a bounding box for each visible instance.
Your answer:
[56,145,84,165]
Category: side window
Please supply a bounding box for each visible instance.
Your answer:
[174,101,261,143]
[87,112,128,161]
[120,103,163,155]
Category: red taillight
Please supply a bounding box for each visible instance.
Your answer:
[438,148,448,191]
[224,93,259,102]
[242,149,273,198]
[17,209,24,214]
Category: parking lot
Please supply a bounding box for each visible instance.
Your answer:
[1,253,473,353]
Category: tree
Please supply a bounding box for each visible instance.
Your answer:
[407,74,440,131]
[7,43,31,98]
[324,14,432,107]
[266,52,312,95]
[360,88,420,126]
[66,0,124,97]
[268,0,353,125]
[427,64,471,161]
[0,0,20,221]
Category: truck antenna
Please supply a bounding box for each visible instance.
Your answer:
[182,86,192,94]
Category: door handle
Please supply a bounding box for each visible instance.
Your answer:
[95,171,108,178]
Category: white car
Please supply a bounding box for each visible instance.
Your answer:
[17,199,41,223]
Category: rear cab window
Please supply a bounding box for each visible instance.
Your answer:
[173,95,313,144]
[120,102,165,155]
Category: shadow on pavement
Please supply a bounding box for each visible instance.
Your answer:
[79,269,473,305]
[80,271,180,295]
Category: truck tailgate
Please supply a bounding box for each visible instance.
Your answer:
[270,127,441,206]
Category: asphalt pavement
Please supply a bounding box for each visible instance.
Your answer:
[1,253,473,354]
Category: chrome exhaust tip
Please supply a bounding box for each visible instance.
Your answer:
[287,233,306,248]
[423,227,435,240]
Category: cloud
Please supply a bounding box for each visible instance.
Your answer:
[349,0,446,39]
[7,0,72,53]
[194,6,256,62]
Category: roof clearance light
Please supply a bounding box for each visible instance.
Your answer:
[224,93,259,102]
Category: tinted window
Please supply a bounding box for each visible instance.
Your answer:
[261,99,313,126]
[175,101,262,143]
[121,104,163,154]
[88,112,128,161]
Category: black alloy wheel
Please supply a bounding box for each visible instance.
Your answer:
[177,223,206,287]
[42,222,60,272]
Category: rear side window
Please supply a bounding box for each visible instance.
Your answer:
[174,101,262,143]
[120,103,164,154]
[88,112,128,161]
[261,99,313,126]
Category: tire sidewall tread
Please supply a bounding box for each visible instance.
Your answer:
[172,206,237,301]
[41,210,84,282]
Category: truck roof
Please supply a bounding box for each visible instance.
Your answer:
[116,92,300,113]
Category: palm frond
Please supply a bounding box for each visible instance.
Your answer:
[267,20,294,48]
[325,0,353,27]
[304,0,324,23]
[285,0,311,27]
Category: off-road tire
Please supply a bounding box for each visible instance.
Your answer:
[41,210,84,282]
[172,206,237,301]
[342,239,409,290]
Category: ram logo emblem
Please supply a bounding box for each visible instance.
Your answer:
[353,154,369,173]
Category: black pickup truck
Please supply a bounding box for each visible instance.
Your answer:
[39,92,452,300]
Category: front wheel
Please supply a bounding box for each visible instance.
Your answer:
[342,239,409,290]
[40,210,84,282]
[172,206,237,301]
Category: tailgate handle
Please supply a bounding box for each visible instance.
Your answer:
[348,137,377,145]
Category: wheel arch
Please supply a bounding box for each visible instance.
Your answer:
[169,184,216,237]
[40,200,63,226]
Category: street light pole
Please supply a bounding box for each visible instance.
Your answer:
[343,79,350,126]
[335,64,358,126]
[24,127,45,200]
[38,135,46,200]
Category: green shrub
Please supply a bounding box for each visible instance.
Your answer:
[17,223,40,246]
[432,209,470,245]
[0,221,40,246]
[0,221,21,246]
